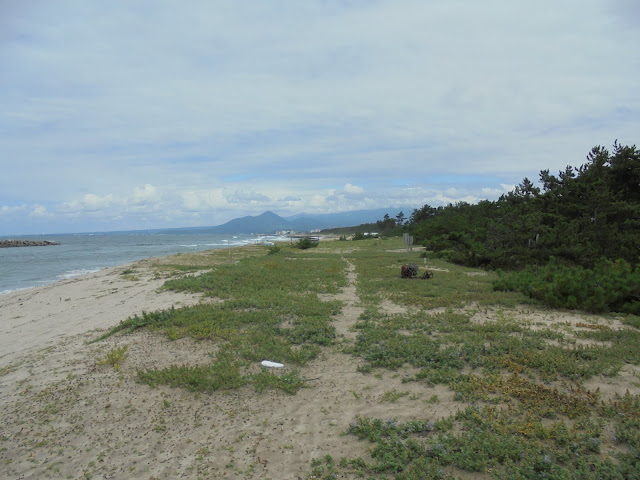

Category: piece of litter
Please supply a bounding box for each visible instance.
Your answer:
[261,360,284,368]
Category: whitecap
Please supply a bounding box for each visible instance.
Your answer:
[56,268,102,280]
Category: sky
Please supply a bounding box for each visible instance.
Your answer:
[1,0,639,235]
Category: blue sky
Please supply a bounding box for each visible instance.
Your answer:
[1,0,638,235]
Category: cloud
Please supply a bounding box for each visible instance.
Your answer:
[130,184,159,206]
[29,205,48,217]
[0,1,638,234]
[227,190,271,204]
[343,183,364,195]
[181,189,227,211]
[61,193,115,213]
[1,204,27,216]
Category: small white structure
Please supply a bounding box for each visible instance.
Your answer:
[261,360,284,368]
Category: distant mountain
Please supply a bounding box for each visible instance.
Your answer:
[158,207,416,235]
[206,211,290,234]
[284,208,412,230]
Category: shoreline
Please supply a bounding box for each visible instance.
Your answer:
[0,237,328,364]
[0,232,299,295]
[0,266,106,297]
[0,259,203,367]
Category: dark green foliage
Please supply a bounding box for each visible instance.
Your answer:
[96,251,347,395]
[295,237,319,249]
[267,244,281,255]
[338,402,640,479]
[138,350,244,392]
[494,257,640,314]
[408,143,640,271]
[352,231,367,241]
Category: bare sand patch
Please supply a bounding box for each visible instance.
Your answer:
[379,298,410,316]
[0,264,203,366]
[318,260,362,341]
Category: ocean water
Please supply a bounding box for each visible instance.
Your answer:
[0,232,287,295]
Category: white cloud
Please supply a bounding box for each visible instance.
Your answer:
[0,204,27,216]
[29,205,48,217]
[181,189,228,211]
[343,183,364,195]
[61,193,115,213]
[227,190,271,204]
[130,184,159,205]
[0,0,637,234]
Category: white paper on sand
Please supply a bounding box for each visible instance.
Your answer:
[261,360,284,368]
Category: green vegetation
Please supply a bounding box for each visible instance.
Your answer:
[90,220,640,478]
[96,249,346,394]
[494,257,640,314]
[95,345,128,370]
[267,244,281,255]
[407,143,640,271]
[343,400,640,479]
[312,236,639,478]
[295,236,319,249]
[349,245,522,309]
[392,142,640,314]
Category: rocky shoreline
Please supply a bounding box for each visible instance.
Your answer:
[0,239,61,248]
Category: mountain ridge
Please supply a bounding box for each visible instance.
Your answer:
[157,207,414,234]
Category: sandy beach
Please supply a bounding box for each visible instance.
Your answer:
[0,265,203,365]
[2,246,639,479]
[0,249,459,479]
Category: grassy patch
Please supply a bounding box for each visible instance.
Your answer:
[349,241,528,309]
[90,238,640,478]
[95,345,128,371]
[95,246,347,394]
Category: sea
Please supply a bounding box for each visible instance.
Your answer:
[0,232,287,295]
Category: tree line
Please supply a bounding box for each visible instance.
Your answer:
[363,143,640,313]
[402,142,640,271]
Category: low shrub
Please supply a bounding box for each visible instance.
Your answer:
[96,345,128,370]
[267,245,281,255]
[296,237,319,249]
[493,257,640,314]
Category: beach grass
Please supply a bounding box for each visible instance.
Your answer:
[88,237,640,478]
[95,244,347,394]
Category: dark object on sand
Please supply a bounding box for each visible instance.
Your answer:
[401,263,433,279]
[401,263,419,278]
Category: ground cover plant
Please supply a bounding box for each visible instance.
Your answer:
[86,238,640,479]
[493,257,640,314]
[317,241,640,479]
[95,247,347,394]
[348,239,527,309]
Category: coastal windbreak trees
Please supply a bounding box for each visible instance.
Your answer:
[406,142,640,313]
[408,142,640,270]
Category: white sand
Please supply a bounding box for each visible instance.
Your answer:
[0,264,202,366]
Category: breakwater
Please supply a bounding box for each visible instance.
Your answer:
[0,240,61,248]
